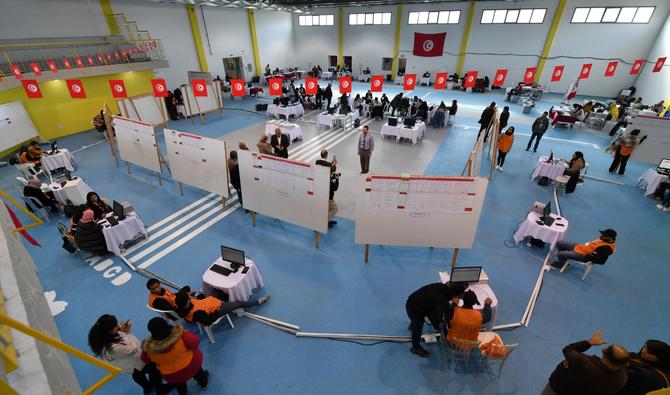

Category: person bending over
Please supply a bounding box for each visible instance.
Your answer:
[23,179,59,213]
[551,229,616,270]
[445,290,492,344]
[174,289,271,326]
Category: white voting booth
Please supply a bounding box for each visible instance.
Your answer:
[355,175,489,261]
[116,93,168,126]
[238,151,331,245]
[0,101,39,152]
[625,115,670,164]
[180,80,223,121]
[165,129,230,198]
[112,116,164,182]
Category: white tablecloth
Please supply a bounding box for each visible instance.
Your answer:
[267,104,304,119]
[513,211,568,249]
[48,177,92,205]
[531,156,568,181]
[638,168,668,196]
[316,112,356,128]
[358,74,370,82]
[321,71,334,80]
[41,149,75,172]
[439,272,498,331]
[380,121,425,144]
[100,213,148,255]
[202,258,264,302]
[265,121,304,141]
[395,76,404,84]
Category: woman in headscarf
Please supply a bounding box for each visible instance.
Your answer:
[165,91,179,121]
[617,339,670,395]
[86,191,112,220]
[23,179,59,213]
[141,317,209,395]
[74,209,108,254]
[88,314,165,395]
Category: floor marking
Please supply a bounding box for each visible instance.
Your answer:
[71,138,109,154]
[584,175,626,185]
[508,132,600,149]
[290,127,348,157]
[147,193,216,232]
[421,92,432,100]
[292,119,374,162]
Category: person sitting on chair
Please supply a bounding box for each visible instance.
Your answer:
[23,179,60,213]
[445,290,492,344]
[74,209,109,255]
[551,229,617,270]
[93,111,107,133]
[617,339,670,395]
[174,289,270,326]
[86,192,112,220]
[371,98,384,120]
[423,71,430,78]
[563,151,586,193]
[147,278,186,311]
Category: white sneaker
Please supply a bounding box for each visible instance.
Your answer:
[499,166,503,172]
[657,204,665,210]
[495,165,500,171]
[664,207,670,212]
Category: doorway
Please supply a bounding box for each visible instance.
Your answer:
[343,56,352,69]
[329,55,338,68]
[398,57,407,74]
[223,57,244,79]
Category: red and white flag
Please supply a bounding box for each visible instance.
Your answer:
[434,73,447,89]
[114,51,121,60]
[87,55,95,66]
[62,58,72,69]
[464,71,478,88]
[630,59,644,75]
[268,78,283,96]
[106,52,112,62]
[30,63,42,76]
[121,49,127,58]
[305,78,318,95]
[22,80,42,98]
[339,76,352,94]
[97,53,104,64]
[109,80,127,98]
[151,79,168,97]
[10,65,23,79]
[551,65,564,82]
[564,74,580,102]
[192,79,208,97]
[75,57,84,68]
[523,67,536,84]
[653,57,666,73]
[66,80,86,99]
[413,32,446,57]
[492,69,508,87]
[579,63,592,79]
[231,79,246,97]
[371,75,384,92]
[604,61,618,77]
[403,74,417,91]
[47,60,58,73]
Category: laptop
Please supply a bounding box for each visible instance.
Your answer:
[450,266,482,283]
[657,158,670,176]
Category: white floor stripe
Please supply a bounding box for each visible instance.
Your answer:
[290,127,347,157]
[138,203,241,269]
[292,129,357,161]
[146,193,216,232]
[512,132,600,149]
[292,119,374,162]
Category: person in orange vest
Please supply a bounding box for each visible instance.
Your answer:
[445,291,492,343]
[141,317,209,395]
[607,129,646,175]
[550,229,617,269]
[174,289,271,326]
[496,126,515,171]
[147,278,184,311]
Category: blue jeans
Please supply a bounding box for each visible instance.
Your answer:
[554,240,590,265]
[662,190,670,207]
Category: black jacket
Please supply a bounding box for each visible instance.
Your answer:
[87,201,112,220]
[390,94,403,108]
[229,162,241,190]
[270,134,290,157]
[532,116,550,134]
[316,160,339,200]
[615,355,669,395]
[23,185,56,209]
[324,87,333,98]
[74,221,108,254]
[479,107,495,127]
[499,110,510,129]
[405,283,464,331]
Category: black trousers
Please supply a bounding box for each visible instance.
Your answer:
[131,363,165,394]
[174,368,208,395]
[609,150,630,175]
[497,151,507,166]
[326,97,332,109]
[526,132,543,151]
[406,306,426,350]
[653,181,670,199]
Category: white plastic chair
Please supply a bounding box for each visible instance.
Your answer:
[482,341,519,376]
[15,163,47,181]
[559,260,594,280]
[197,313,234,344]
[445,337,483,373]
[21,196,50,221]
[146,304,186,324]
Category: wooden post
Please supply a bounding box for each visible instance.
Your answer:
[157,172,162,185]
[451,248,459,267]
[364,244,369,263]
[193,94,205,124]
[314,231,320,249]
[252,211,256,227]
[126,161,131,174]
[102,104,119,167]
[183,87,195,125]
[221,196,225,208]
[178,182,184,196]
[129,97,142,122]
[120,100,131,119]
[156,96,169,127]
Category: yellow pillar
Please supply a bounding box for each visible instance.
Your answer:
[390,4,404,79]
[99,0,119,36]
[185,5,209,73]
[338,8,344,66]
[456,1,475,76]
[536,0,567,83]
[248,10,262,77]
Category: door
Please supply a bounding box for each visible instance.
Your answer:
[222,57,244,79]
[343,56,352,69]
[398,58,407,74]
[329,55,338,68]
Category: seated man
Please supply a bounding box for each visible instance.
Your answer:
[446,290,492,344]
[551,229,617,269]
[146,278,180,311]
[23,179,59,213]
[92,111,106,133]
[655,182,670,212]
[174,289,270,326]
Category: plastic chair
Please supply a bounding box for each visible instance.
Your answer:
[21,196,50,221]
[197,313,234,344]
[146,304,185,324]
[559,260,594,280]
[482,342,519,376]
[15,163,47,181]
[445,337,483,374]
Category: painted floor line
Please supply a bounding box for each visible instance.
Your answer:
[514,132,601,149]
[146,193,216,232]
[290,126,347,157]
[292,119,374,162]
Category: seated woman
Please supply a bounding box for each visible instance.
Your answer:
[353,94,363,115]
[23,179,59,213]
[86,192,112,220]
[563,151,585,193]
[92,111,106,133]
[174,290,271,326]
[74,209,109,255]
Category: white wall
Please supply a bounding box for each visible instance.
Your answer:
[293,12,338,70]
[0,0,107,39]
[342,5,395,75]
[635,12,670,104]
[255,10,296,72]
[198,7,254,80]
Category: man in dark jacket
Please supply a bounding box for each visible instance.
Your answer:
[526,111,550,152]
[477,102,496,141]
[551,229,616,269]
[543,330,630,395]
[315,150,339,228]
[405,282,467,358]
[499,106,510,132]
[23,179,59,213]
[324,84,333,109]
[390,93,403,116]
[270,128,290,158]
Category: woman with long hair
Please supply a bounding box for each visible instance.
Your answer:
[620,339,670,394]
[88,314,164,394]
[85,191,112,220]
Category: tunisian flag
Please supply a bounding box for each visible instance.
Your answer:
[268,78,283,96]
[192,79,208,96]
[413,32,446,57]
[492,69,508,87]
[231,79,246,97]
[403,74,417,91]
[66,80,86,99]
[523,67,537,84]
[10,65,23,79]
[579,63,592,79]
[371,75,384,92]
[151,79,169,97]
[564,74,580,102]
[22,80,42,98]
[305,78,318,95]
[630,59,644,75]
[339,76,352,94]
[30,63,42,76]
[47,60,58,73]
[464,71,478,88]
[653,57,666,73]
[551,65,565,82]
[604,61,618,77]
[109,80,127,98]
[434,73,448,89]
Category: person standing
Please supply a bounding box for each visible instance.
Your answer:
[542,330,630,395]
[607,129,647,175]
[357,125,374,174]
[228,151,242,207]
[496,126,514,171]
[257,135,273,155]
[526,111,549,152]
[324,83,333,109]
[270,128,290,158]
[316,84,323,109]
[499,106,510,132]
[316,150,340,228]
[477,102,496,141]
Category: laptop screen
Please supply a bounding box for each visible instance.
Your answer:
[450,266,482,283]
[658,158,670,170]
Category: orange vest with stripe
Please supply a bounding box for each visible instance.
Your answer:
[184,297,222,322]
[574,239,616,255]
[448,307,483,342]
[620,145,634,156]
[498,134,514,153]
[148,338,193,375]
[149,288,176,309]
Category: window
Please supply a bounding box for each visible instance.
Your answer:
[298,14,334,26]
[571,7,654,24]
[480,8,546,24]
[408,10,460,25]
[349,12,392,25]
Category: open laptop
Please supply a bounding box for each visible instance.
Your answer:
[657,158,670,176]
[450,266,482,283]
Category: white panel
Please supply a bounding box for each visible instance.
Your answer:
[0,102,39,152]
[112,116,161,173]
[255,10,295,72]
[586,8,605,23]
[571,8,589,23]
[505,10,519,23]
[238,151,330,234]
[165,129,230,197]
[517,9,532,23]
[635,12,670,111]
[617,7,637,23]
[117,94,167,126]
[626,116,670,164]
[448,11,460,24]
[493,10,506,24]
[428,12,439,24]
[530,9,546,24]
[408,12,418,25]
[180,81,223,117]
[481,10,494,24]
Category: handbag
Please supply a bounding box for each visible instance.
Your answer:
[62,236,77,253]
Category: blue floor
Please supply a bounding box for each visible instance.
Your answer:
[2,82,669,395]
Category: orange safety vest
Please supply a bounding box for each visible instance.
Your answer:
[619,145,634,156]
[447,307,483,342]
[574,239,616,255]
[148,338,193,375]
[184,297,222,322]
[497,134,514,153]
[148,288,177,309]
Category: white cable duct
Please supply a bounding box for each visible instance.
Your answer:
[240,311,300,331]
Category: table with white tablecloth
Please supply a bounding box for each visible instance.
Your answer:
[380,121,425,144]
[358,74,370,82]
[100,213,148,255]
[266,104,305,119]
[321,71,334,80]
[420,77,431,86]
[637,168,668,196]
[265,121,304,141]
[531,156,568,181]
[316,112,356,128]
[48,177,92,205]
[41,149,75,172]
[439,271,498,331]
[202,257,264,302]
[395,76,404,85]
[513,212,568,249]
